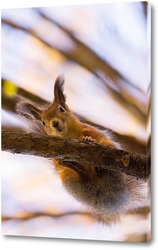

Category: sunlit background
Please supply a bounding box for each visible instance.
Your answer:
[1,2,151,242]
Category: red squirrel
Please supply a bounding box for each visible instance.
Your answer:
[16,75,150,224]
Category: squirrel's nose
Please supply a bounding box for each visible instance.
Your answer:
[52,120,59,128]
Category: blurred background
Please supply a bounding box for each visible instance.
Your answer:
[1,2,151,242]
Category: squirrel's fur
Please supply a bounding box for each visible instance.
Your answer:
[16,75,150,224]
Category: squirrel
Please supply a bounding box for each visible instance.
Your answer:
[16,75,150,224]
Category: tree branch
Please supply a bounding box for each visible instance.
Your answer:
[2,130,150,179]
[37,9,144,93]
[2,210,91,222]
[2,18,146,123]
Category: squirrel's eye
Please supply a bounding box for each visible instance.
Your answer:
[42,121,45,126]
[59,106,65,113]
[95,167,104,176]
[95,167,109,177]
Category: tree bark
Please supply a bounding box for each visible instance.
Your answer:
[2,130,150,179]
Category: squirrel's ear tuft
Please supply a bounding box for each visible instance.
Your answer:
[16,100,42,121]
[54,75,66,107]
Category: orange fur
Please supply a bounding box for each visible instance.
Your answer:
[16,75,150,224]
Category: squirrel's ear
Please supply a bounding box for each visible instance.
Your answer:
[54,75,66,107]
[16,101,42,121]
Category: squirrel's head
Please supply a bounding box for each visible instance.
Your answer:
[16,75,74,137]
[41,75,71,137]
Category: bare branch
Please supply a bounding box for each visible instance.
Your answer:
[2,211,91,222]
[2,78,48,113]
[2,18,146,123]
[2,130,150,179]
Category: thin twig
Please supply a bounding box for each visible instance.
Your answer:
[2,211,91,222]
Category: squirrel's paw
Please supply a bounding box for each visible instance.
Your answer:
[82,136,96,143]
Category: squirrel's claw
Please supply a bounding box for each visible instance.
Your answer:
[82,136,96,143]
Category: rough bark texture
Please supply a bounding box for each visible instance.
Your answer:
[2,130,150,179]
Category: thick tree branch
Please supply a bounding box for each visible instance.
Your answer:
[2,130,150,179]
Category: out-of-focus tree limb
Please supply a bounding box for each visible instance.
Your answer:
[2,78,48,113]
[37,9,143,92]
[2,18,146,124]
[125,233,150,243]
[2,211,91,222]
[2,79,47,105]
[36,10,146,114]
[2,206,150,222]
[142,2,148,19]
[2,130,150,179]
